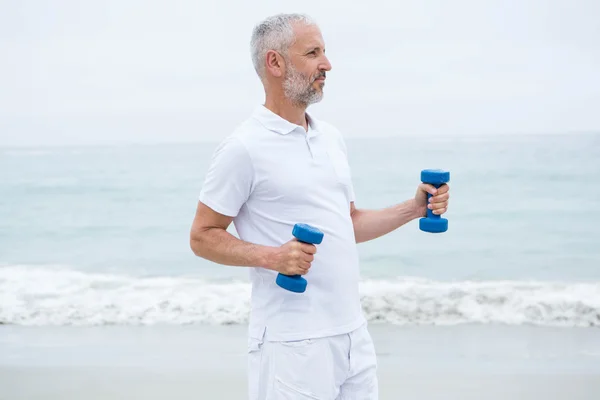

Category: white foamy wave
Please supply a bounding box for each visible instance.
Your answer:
[0,265,251,326]
[1,266,599,327]
[360,278,600,327]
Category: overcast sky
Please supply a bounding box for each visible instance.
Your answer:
[1,0,599,146]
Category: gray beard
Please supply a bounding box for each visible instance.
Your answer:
[283,66,324,107]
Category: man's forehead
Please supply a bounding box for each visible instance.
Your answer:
[292,24,324,48]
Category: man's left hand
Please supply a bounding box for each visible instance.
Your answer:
[414,183,450,218]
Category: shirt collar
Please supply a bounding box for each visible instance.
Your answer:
[252,105,320,136]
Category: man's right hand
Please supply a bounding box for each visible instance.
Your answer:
[267,239,317,276]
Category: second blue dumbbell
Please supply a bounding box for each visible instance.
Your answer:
[275,223,324,293]
[419,169,450,233]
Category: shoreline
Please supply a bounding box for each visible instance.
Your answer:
[2,324,600,399]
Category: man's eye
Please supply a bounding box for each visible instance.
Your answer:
[308,51,316,56]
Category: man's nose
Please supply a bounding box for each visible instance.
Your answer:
[321,54,332,71]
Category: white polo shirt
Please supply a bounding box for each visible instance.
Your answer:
[199,105,366,342]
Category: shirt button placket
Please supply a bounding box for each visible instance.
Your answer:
[305,136,314,159]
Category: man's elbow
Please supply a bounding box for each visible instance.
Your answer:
[189,237,201,257]
[189,230,208,258]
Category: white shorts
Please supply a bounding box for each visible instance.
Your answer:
[247,323,378,399]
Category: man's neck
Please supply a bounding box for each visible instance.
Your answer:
[264,96,308,132]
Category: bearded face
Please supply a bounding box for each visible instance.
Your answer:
[282,61,326,107]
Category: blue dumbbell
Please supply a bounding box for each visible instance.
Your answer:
[275,223,324,293]
[419,169,450,233]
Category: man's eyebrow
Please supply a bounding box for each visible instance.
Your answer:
[304,46,325,53]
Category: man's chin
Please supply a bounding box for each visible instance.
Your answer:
[308,95,324,106]
[287,90,324,107]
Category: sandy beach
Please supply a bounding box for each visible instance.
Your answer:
[2,323,599,399]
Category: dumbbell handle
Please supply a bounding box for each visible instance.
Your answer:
[426,184,443,220]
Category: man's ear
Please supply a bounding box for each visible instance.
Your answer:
[265,50,285,78]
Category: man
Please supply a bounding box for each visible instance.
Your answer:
[190,13,450,400]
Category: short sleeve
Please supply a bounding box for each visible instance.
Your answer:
[199,136,254,217]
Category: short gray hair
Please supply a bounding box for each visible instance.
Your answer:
[250,13,316,81]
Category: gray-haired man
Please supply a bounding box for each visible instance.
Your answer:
[190,13,450,399]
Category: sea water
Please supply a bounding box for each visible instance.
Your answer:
[1,133,599,327]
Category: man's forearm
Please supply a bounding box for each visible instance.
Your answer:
[351,199,425,243]
[190,228,276,269]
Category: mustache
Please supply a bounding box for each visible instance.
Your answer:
[312,71,326,82]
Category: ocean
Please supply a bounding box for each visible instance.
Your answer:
[1,132,599,327]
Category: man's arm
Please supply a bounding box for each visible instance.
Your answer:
[189,201,317,276]
[190,201,276,268]
[350,200,423,243]
[350,183,450,243]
